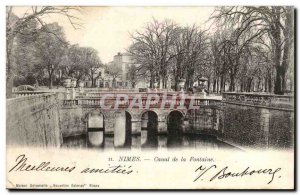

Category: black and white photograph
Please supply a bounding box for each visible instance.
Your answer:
[5,5,295,190]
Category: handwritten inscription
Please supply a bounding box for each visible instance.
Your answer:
[9,154,76,173]
[9,154,134,175]
[81,165,133,174]
[8,154,283,186]
[194,165,281,184]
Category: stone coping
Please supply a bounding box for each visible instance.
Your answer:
[222,92,294,98]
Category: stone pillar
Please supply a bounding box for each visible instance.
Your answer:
[104,111,115,134]
[260,108,271,148]
[131,120,141,134]
[141,113,148,145]
[141,130,147,145]
[131,112,142,148]
[198,91,206,99]
[71,88,76,99]
[65,88,71,100]
[157,120,167,133]
[114,111,126,147]
[78,81,84,94]
[183,119,189,132]
[213,109,220,131]
[157,114,167,133]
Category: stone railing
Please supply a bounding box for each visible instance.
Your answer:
[84,88,138,93]
[85,91,179,98]
[7,93,58,115]
[62,95,222,109]
[222,92,294,110]
[12,91,49,98]
[84,88,175,93]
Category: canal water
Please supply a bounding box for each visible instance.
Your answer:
[62,134,238,150]
[61,103,294,150]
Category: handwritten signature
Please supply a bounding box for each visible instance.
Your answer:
[194,165,281,184]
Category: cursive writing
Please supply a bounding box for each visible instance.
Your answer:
[81,165,134,174]
[9,154,76,173]
[194,165,281,184]
[8,154,135,175]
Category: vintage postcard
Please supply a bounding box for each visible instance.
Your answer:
[6,6,295,190]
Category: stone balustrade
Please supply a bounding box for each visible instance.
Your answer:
[8,93,58,113]
[85,91,179,98]
[84,88,175,93]
[222,92,294,110]
[62,96,222,109]
[12,91,49,98]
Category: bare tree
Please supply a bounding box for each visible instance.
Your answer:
[212,6,294,94]
[6,6,82,96]
[83,47,103,87]
[105,63,122,88]
[127,64,138,88]
[128,19,177,88]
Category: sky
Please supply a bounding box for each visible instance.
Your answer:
[12,6,215,63]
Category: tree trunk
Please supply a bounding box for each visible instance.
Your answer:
[229,74,235,92]
[6,33,16,98]
[240,81,244,92]
[216,77,219,93]
[274,66,285,95]
[213,79,216,92]
[174,76,179,91]
[49,75,53,89]
[220,75,224,93]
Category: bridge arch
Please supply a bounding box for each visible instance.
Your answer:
[167,110,184,132]
[140,109,159,119]
[167,110,184,147]
[141,110,158,147]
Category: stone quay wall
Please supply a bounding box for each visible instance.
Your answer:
[6,93,61,147]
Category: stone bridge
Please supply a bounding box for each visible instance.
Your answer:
[60,91,222,147]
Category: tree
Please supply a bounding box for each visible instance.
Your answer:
[34,23,67,89]
[11,17,41,86]
[105,63,122,88]
[212,6,294,94]
[129,19,211,90]
[127,64,138,88]
[6,6,82,97]
[60,44,87,84]
[128,19,177,88]
[83,47,103,87]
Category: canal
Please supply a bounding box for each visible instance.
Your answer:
[61,103,294,150]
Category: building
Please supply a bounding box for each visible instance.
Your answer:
[113,52,132,81]
[82,52,148,89]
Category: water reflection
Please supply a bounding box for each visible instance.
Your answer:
[62,133,237,150]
